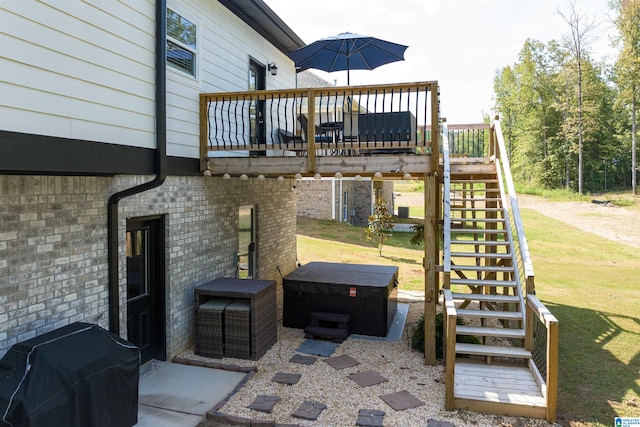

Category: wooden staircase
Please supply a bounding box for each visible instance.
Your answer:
[444,170,547,418]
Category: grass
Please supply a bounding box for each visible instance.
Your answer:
[295,193,640,426]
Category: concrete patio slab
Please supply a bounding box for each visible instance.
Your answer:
[136,361,247,426]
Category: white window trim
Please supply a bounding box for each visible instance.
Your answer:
[166,5,200,82]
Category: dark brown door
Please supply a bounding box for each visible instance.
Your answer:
[249,60,266,155]
[126,217,166,364]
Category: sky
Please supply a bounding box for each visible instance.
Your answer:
[265,0,619,123]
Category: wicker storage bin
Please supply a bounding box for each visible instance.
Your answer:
[195,299,232,358]
[194,278,276,360]
[224,300,251,359]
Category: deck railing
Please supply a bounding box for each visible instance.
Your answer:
[446,123,490,157]
[199,81,439,171]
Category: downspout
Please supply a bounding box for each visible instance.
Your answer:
[107,0,167,334]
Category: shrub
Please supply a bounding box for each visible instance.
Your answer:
[411,312,480,359]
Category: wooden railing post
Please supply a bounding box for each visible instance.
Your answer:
[443,290,456,410]
[546,318,558,423]
[307,89,316,173]
[199,94,209,173]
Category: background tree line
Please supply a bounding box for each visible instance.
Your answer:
[492,0,639,194]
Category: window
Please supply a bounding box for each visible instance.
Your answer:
[166,8,197,77]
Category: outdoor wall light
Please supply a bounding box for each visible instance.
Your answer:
[240,174,248,180]
[277,176,285,182]
[403,172,412,180]
[294,173,303,180]
[334,172,343,179]
[268,62,278,76]
[203,169,212,177]
[257,174,265,181]
[374,171,383,180]
[354,174,363,181]
[223,173,231,180]
[313,173,322,180]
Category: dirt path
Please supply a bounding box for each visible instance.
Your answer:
[395,191,640,248]
[518,195,640,249]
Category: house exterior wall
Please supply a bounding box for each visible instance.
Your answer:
[0,175,297,359]
[295,180,334,220]
[0,1,157,149]
[296,179,395,227]
[0,0,297,158]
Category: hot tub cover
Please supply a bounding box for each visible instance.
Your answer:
[283,262,398,297]
[0,322,140,427]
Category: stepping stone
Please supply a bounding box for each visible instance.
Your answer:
[292,400,327,421]
[348,370,388,387]
[296,339,338,357]
[427,420,455,427]
[247,395,280,413]
[324,354,360,370]
[271,372,302,385]
[289,354,317,365]
[379,390,425,411]
[356,409,385,426]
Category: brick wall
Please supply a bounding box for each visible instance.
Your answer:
[0,175,297,359]
[295,179,334,220]
[296,179,395,227]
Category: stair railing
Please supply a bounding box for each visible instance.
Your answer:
[490,117,558,423]
[441,121,457,410]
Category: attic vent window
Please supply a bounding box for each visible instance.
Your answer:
[166,8,197,77]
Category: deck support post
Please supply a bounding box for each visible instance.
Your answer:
[424,86,441,366]
[424,172,437,365]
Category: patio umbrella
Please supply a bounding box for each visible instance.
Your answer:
[289,32,408,85]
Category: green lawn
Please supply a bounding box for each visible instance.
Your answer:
[296,201,640,426]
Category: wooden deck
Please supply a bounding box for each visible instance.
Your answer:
[453,361,547,419]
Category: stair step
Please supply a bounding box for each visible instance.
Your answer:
[450,187,501,192]
[451,198,501,202]
[451,252,511,259]
[304,325,349,342]
[451,292,520,303]
[456,326,525,339]
[451,240,509,246]
[451,218,505,223]
[309,311,350,323]
[451,265,514,273]
[457,308,523,320]
[451,279,517,287]
[450,228,507,234]
[455,343,532,359]
[451,179,499,184]
[451,207,503,212]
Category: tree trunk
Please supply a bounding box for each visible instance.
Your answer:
[633,93,637,195]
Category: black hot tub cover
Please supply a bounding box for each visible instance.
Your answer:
[0,322,140,427]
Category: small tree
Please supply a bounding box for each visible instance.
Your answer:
[366,197,394,256]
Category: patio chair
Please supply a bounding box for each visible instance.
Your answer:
[297,114,333,144]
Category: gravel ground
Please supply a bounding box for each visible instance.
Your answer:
[180,290,554,427]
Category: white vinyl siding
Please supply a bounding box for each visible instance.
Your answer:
[0,0,155,148]
[0,0,298,158]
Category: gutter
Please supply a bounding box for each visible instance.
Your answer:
[107,0,167,334]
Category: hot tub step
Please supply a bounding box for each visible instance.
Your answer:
[304,325,350,343]
[310,311,351,324]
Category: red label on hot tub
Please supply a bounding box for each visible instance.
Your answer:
[349,287,356,297]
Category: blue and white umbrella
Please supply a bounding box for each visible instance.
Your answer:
[289,32,408,85]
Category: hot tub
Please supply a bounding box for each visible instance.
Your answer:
[283,262,398,337]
